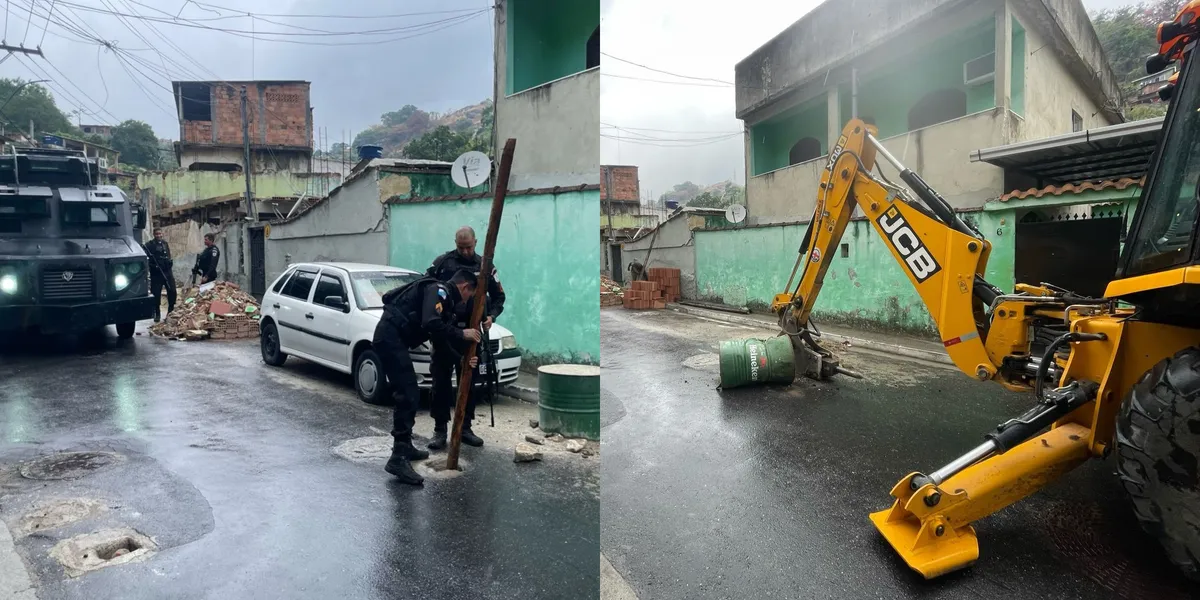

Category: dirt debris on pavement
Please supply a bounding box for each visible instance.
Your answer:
[601,275,624,307]
[149,281,261,341]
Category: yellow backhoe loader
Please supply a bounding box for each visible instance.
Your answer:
[773,4,1200,581]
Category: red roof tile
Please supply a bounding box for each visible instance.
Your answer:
[999,177,1144,202]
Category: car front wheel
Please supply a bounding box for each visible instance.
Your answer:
[116,322,135,339]
[260,322,287,366]
[355,349,390,406]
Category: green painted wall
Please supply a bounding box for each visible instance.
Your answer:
[507,0,599,94]
[379,170,486,199]
[694,210,1014,337]
[838,19,996,138]
[137,170,340,210]
[387,189,600,365]
[750,96,828,175]
[1012,19,1026,117]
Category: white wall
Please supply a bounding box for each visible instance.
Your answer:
[493,1,599,190]
[1014,5,1117,139]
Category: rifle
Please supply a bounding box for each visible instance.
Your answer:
[480,324,498,427]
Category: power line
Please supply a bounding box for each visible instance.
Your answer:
[187,2,482,20]
[601,122,742,135]
[37,0,52,46]
[51,0,491,45]
[601,126,741,143]
[601,72,735,89]
[12,51,117,125]
[601,52,734,85]
[601,132,742,148]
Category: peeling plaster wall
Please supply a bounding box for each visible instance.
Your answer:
[387,189,600,365]
[747,109,1012,222]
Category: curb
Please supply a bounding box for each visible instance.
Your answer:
[666,304,954,367]
[500,383,538,404]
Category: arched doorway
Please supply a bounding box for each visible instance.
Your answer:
[788,137,822,165]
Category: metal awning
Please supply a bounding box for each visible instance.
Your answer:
[971,117,1164,185]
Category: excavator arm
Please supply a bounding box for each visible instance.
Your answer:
[770,120,1139,578]
[773,119,1002,383]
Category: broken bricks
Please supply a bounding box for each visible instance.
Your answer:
[149,281,261,341]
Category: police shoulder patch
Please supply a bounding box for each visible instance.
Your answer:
[437,287,448,299]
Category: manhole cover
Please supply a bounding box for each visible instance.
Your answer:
[49,528,157,578]
[19,452,124,481]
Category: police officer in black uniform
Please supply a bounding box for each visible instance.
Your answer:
[425,226,506,450]
[374,268,481,485]
[193,233,220,284]
[142,228,176,322]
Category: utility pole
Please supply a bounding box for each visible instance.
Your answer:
[604,167,615,278]
[0,44,43,67]
[240,86,255,220]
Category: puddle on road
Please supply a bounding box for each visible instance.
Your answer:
[682,353,720,372]
[19,452,125,481]
[14,498,107,537]
[49,527,157,578]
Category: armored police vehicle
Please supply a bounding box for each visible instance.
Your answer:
[0,146,155,338]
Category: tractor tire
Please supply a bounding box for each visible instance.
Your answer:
[1115,346,1200,582]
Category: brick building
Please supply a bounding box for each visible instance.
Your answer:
[172,80,313,172]
[601,164,658,278]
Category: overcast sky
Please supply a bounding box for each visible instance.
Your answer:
[600,0,1135,200]
[0,0,493,147]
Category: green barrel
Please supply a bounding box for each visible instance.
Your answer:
[718,336,796,389]
[538,364,601,440]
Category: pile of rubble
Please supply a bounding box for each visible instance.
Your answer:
[600,275,624,307]
[148,281,261,341]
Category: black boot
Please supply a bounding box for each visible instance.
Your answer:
[427,425,448,451]
[384,455,424,485]
[154,310,161,323]
[395,440,429,461]
[461,427,484,447]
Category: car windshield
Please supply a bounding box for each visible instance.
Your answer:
[350,271,419,310]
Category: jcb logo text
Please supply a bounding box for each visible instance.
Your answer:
[877,207,941,283]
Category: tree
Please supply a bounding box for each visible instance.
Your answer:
[109,120,161,169]
[402,125,476,162]
[381,104,419,127]
[0,78,73,135]
[1128,103,1169,120]
[1093,2,1184,86]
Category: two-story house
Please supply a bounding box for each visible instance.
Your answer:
[688,0,1124,334]
[735,0,1121,223]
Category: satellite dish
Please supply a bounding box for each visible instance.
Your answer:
[725,204,747,224]
[451,150,492,189]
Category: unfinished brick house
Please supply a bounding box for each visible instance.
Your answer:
[172,80,313,172]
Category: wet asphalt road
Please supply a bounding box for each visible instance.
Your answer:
[600,308,1200,600]
[0,323,598,600]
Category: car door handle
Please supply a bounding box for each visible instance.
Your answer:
[273,303,280,309]
[305,313,314,319]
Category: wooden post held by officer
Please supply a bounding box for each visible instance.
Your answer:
[446,138,516,471]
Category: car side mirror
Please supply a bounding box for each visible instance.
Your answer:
[325,295,348,312]
[134,205,147,230]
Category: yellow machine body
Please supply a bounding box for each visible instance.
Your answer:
[773,118,1200,578]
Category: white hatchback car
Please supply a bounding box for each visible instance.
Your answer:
[258,262,521,404]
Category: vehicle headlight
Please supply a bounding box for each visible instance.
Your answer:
[113,273,129,291]
[0,273,17,294]
[500,335,518,351]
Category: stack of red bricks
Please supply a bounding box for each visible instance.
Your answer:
[647,268,682,302]
[622,280,666,310]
